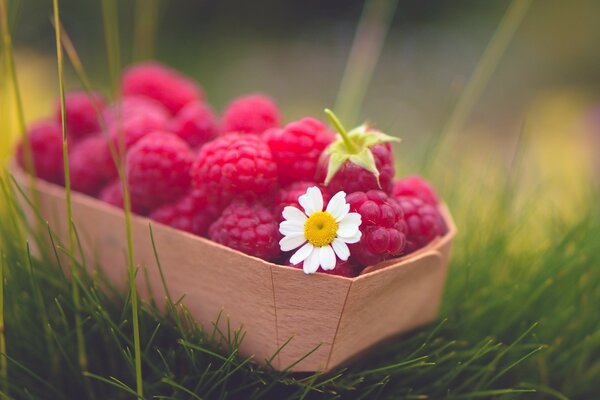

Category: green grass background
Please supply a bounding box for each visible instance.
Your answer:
[1,0,600,398]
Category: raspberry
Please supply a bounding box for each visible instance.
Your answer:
[346,190,407,267]
[70,136,117,195]
[191,133,279,205]
[395,196,447,253]
[55,91,105,141]
[126,132,194,210]
[103,96,169,126]
[317,143,395,195]
[287,259,357,277]
[274,181,331,221]
[150,189,220,236]
[17,120,64,185]
[208,200,281,261]
[109,110,167,153]
[122,62,203,115]
[98,180,148,215]
[167,100,218,148]
[221,94,280,135]
[392,176,439,206]
[264,117,334,185]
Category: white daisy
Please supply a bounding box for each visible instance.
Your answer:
[279,186,362,274]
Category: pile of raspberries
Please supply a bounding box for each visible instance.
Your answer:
[17,61,447,277]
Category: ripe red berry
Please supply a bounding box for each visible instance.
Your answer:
[264,117,334,185]
[392,176,439,206]
[70,136,117,196]
[191,133,279,205]
[55,91,105,141]
[98,179,148,215]
[317,143,395,195]
[274,181,331,222]
[346,190,407,267]
[221,93,280,135]
[103,96,169,126]
[122,62,203,115]
[395,196,447,253]
[126,132,194,210]
[150,189,220,236]
[167,100,218,148]
[109,111,167,153]
[208,200,281,261]
[17,120,64,185]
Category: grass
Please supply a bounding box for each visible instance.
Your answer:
[1,0,600,399]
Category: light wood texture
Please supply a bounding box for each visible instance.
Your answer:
[10,164,456,372]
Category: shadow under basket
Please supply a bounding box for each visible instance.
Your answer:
[10,164,457,372]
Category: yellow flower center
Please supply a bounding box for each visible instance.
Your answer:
[304,211,338,247]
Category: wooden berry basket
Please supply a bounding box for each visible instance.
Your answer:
[10,163,456,372]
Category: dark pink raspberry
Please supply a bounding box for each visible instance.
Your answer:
[167,100,218,148]
[208,200,281,261]
[150,188,220,236]
[395,196,447,253]
[392,176,439,206]
[103,96,169,126]
[55,91,105,141]
[346,190,407,267]
[122,62,203,115]
[221,93,280,135]
[126,132,194,210]
[264,117,334,185]
[191,133,279,205]
[70,136,117,195]
[287,259,357,277]
[17,120,64,185]
[109,111,167,153]
[98,179,148,215]
[274,182,331,221]
[317,143,395,195]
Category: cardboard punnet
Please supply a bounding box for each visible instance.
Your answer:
[11,164,456,372]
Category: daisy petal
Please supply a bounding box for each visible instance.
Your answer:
[337,213,362,237]
[331,239,350,261]
[279,233,306,252]
[319,245,336,271]
[303,248,321,274]
[290,242,314,265]
[339,231,362,244]
[326,191,349,221]
[279,220,304,236]
[282,206,307,224]
[298,186,323,215]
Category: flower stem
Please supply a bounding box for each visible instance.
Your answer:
[324,108,357,153]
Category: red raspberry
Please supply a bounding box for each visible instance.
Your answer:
[221,93,280,135]
[55,91,105,141]
[17,120,64,185]
[274,181,331,222]
[109,111,167,153]
[395,196,447,253]
[122,62,203,115]
[317,143,395,195]
[167,100,218,148]
[98,179,148,215]
[287,259,357,277]
[208,200,281,261]
[392,176,439,206]
[346,190,407,267]
[264,117,334,185]
[70,136,117,195]
[191,133,279,205]
[126,132,194,210]
[150,189,220,236]
[103,96,169,126]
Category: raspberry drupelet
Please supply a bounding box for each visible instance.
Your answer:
[221,93,280,135]
[392,176,440,206]
[17,119,64,185]
[395,196,447,253]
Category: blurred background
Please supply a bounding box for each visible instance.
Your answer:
[1,0,599,204]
